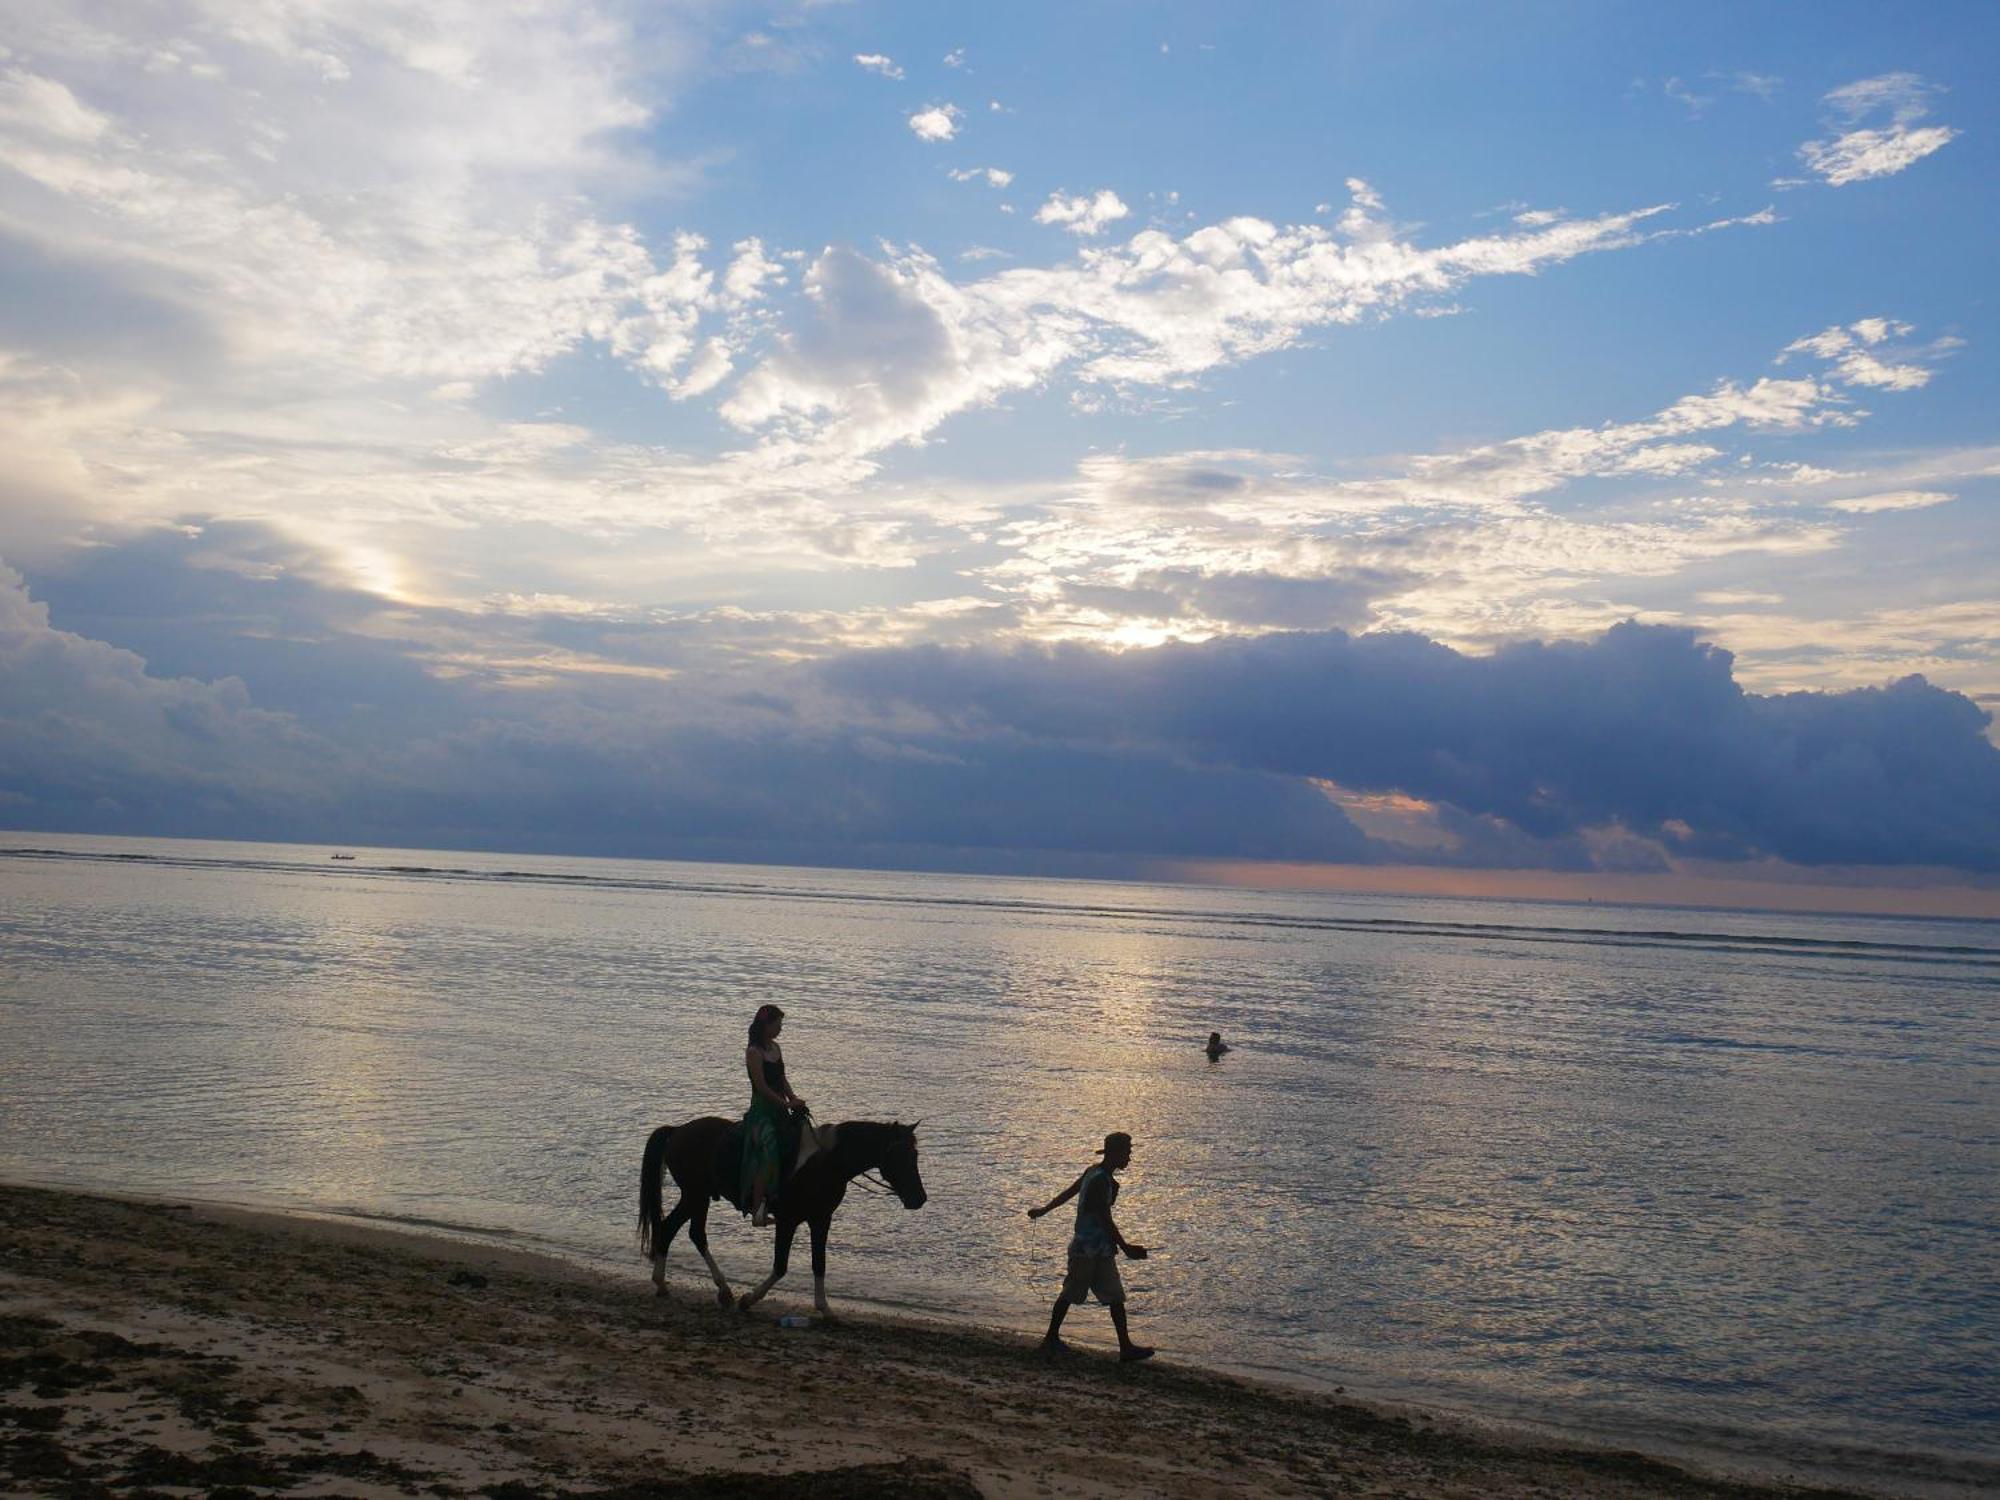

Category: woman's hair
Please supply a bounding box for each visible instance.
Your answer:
[749,1004,785,1047]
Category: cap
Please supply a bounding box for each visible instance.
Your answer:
[1095,1131,1132,1155]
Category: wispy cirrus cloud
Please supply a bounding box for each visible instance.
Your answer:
[853,53,904,80]
[716,182,1756,480]
[1796,72,1958,186]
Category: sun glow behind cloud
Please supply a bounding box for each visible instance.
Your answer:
[0,4,1992,900]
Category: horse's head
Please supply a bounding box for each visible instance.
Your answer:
[880,1121,927,1210]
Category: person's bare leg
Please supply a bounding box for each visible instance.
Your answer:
[1110,1304,1153,1361]
[1042,1297,1071,1349]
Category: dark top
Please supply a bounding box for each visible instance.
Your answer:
[762,1051,788,1095]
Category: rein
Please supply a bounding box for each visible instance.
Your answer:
[826,1123,901,1197]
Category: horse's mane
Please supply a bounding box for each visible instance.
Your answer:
[831,1118,908,1150]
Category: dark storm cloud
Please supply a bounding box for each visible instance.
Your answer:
[10,526,1997,873]
[823,624,2000,872]
[0,539,1369,865]
[24,521,446,722]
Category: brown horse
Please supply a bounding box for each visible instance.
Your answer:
[638,1116,926,1314]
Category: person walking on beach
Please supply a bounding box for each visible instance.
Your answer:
[742,1004,808,1227]
[1027,1131,1154,1362]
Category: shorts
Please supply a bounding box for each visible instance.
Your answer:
[1060,1248,1125,1306]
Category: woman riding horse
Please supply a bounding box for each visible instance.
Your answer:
[742,1004,807,1226]
[640,1114,926,1315]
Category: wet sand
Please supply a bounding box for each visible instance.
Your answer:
[0,1183,1962,1498]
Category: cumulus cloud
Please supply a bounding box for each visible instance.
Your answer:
[1797,72,1958,185]
[907,104,962,142]
[948,166,1014,188]
[1035,189,1131,236]
[823,622,2000,872]
[853,53,904,80]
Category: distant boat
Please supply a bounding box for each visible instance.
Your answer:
[330,853,357,861]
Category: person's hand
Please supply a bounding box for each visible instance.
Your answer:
[790,1097,809,1112]
[1027,1205,1047,1219]
[1123,1243,1149,1260]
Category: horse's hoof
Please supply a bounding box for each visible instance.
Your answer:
[735,1295,753,1313]
[652,1282,668,1298]
[716,1288,733,1309]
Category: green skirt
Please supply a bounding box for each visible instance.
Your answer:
[740,1095,785,1204]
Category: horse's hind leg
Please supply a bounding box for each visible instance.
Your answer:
[686,1203,735,1308]
[651,1197,693,1295]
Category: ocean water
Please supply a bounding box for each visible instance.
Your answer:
[2,833,1995,1485]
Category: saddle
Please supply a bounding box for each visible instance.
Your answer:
[712,1110,818,1215]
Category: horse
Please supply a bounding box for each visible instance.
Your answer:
[638,1115,926,1315]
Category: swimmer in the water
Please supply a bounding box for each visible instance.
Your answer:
[1205,1031,1230,1060]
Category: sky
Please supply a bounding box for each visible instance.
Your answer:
[1,0,1996,914]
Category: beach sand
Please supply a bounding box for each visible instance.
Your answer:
[0,1183,1927,1498]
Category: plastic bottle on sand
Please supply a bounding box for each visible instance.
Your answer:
[778,1314,811,1329]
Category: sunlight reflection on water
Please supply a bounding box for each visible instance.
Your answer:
[2,833,1996,1473]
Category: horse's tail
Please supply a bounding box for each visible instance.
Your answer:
[638,1124,677,1256]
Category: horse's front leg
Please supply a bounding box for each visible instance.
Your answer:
[686,1203,735,1308]
[738,1216,797,1311]
[810,1215,831,1315]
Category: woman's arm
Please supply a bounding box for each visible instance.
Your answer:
[1027,1171,1086,1219]
[773,1044,807,1110]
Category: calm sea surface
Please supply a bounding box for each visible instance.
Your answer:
[3,834,1995,1485]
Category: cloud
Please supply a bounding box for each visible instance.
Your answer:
[853,53,904,80]
[716,182,1728,479]
[943,49,966,69]
[1797,72,1958,185]
[1722,71,1781,101]
[907,104,962,142]
[1778,318,1942,390]
[1827,490,1955,514]
[949,166,1014,188]
[0,559,345,832]
[1034,189,1131,237]
[0,550,1368,865]
[823,622,2000,872]
[12,523,1998,876]
[0,2,744,395]
[0,68,113,143]
[1663,76,1712,116]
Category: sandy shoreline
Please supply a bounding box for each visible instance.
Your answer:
[1,1183,1986,1499]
